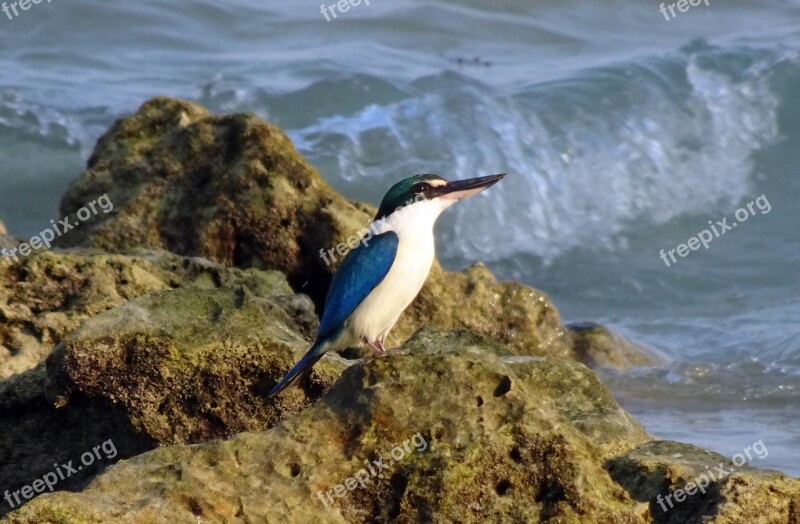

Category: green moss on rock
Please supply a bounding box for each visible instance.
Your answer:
[3,329,654,523]
[607,440,800,523]
[0,264,333,517]
[58,97,370,310]
[45,285,346,445]
[0,249,304,379]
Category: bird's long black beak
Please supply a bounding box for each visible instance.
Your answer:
[441,173,506,200]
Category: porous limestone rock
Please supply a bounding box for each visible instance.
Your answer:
[6,329,798,523]
[0,249,315,379]
[3,328,653,523]
[607,440,800,524]
[0,272,337,516]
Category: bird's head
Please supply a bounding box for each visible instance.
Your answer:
[374,173,506,222]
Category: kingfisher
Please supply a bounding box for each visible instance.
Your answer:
[268,173,506,397]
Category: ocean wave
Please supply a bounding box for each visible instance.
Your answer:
[288,43,788,263]
[0,90,110,156]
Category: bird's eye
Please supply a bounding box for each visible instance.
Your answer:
[412,182,431,194]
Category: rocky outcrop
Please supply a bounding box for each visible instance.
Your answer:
[568,322,664,369]
[5,330,798,523]
[2,330,651,523]
[1,251,170,379]
[54,97,653,368]
[373,261,575,362]
[0,249,319,380]
[46,282,344,446]
[0,272,343,513]
[56,97,370,310]
[608,440,800,524]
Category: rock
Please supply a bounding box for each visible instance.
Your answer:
[56,97,652,369]
[2,328,653,523]
[0,362,155,518]
[391,262,573,359]
[607,440,800,523]
[0,250,169,379]
[567,322,665,369]
[6,329,796,523]
[0,264,340,516]
[0,249,312,379]
[57,97,371,310]
[45,284,345,445]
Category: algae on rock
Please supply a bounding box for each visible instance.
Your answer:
[57,97,371,311]
[6,329,798,523]
[0,267,340,517]
[0,249,317,379]
[46,284,345,445]
[3,329,653,523]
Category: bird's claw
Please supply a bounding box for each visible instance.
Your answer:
[362,338,386,355]
[361,339,409,358]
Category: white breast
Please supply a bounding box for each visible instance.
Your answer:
[343,197,453,346]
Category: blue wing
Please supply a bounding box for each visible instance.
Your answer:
[317,231,399,343]
[268,231,399,398]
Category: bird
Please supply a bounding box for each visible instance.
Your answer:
[268,173,506,397]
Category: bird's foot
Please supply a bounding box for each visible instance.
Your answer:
[362,339,409,358]
[362,338,387,356]
[374,341,409,357]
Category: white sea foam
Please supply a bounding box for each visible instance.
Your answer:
[289,46,783,263]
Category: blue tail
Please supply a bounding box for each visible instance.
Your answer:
[268,342,326,398]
